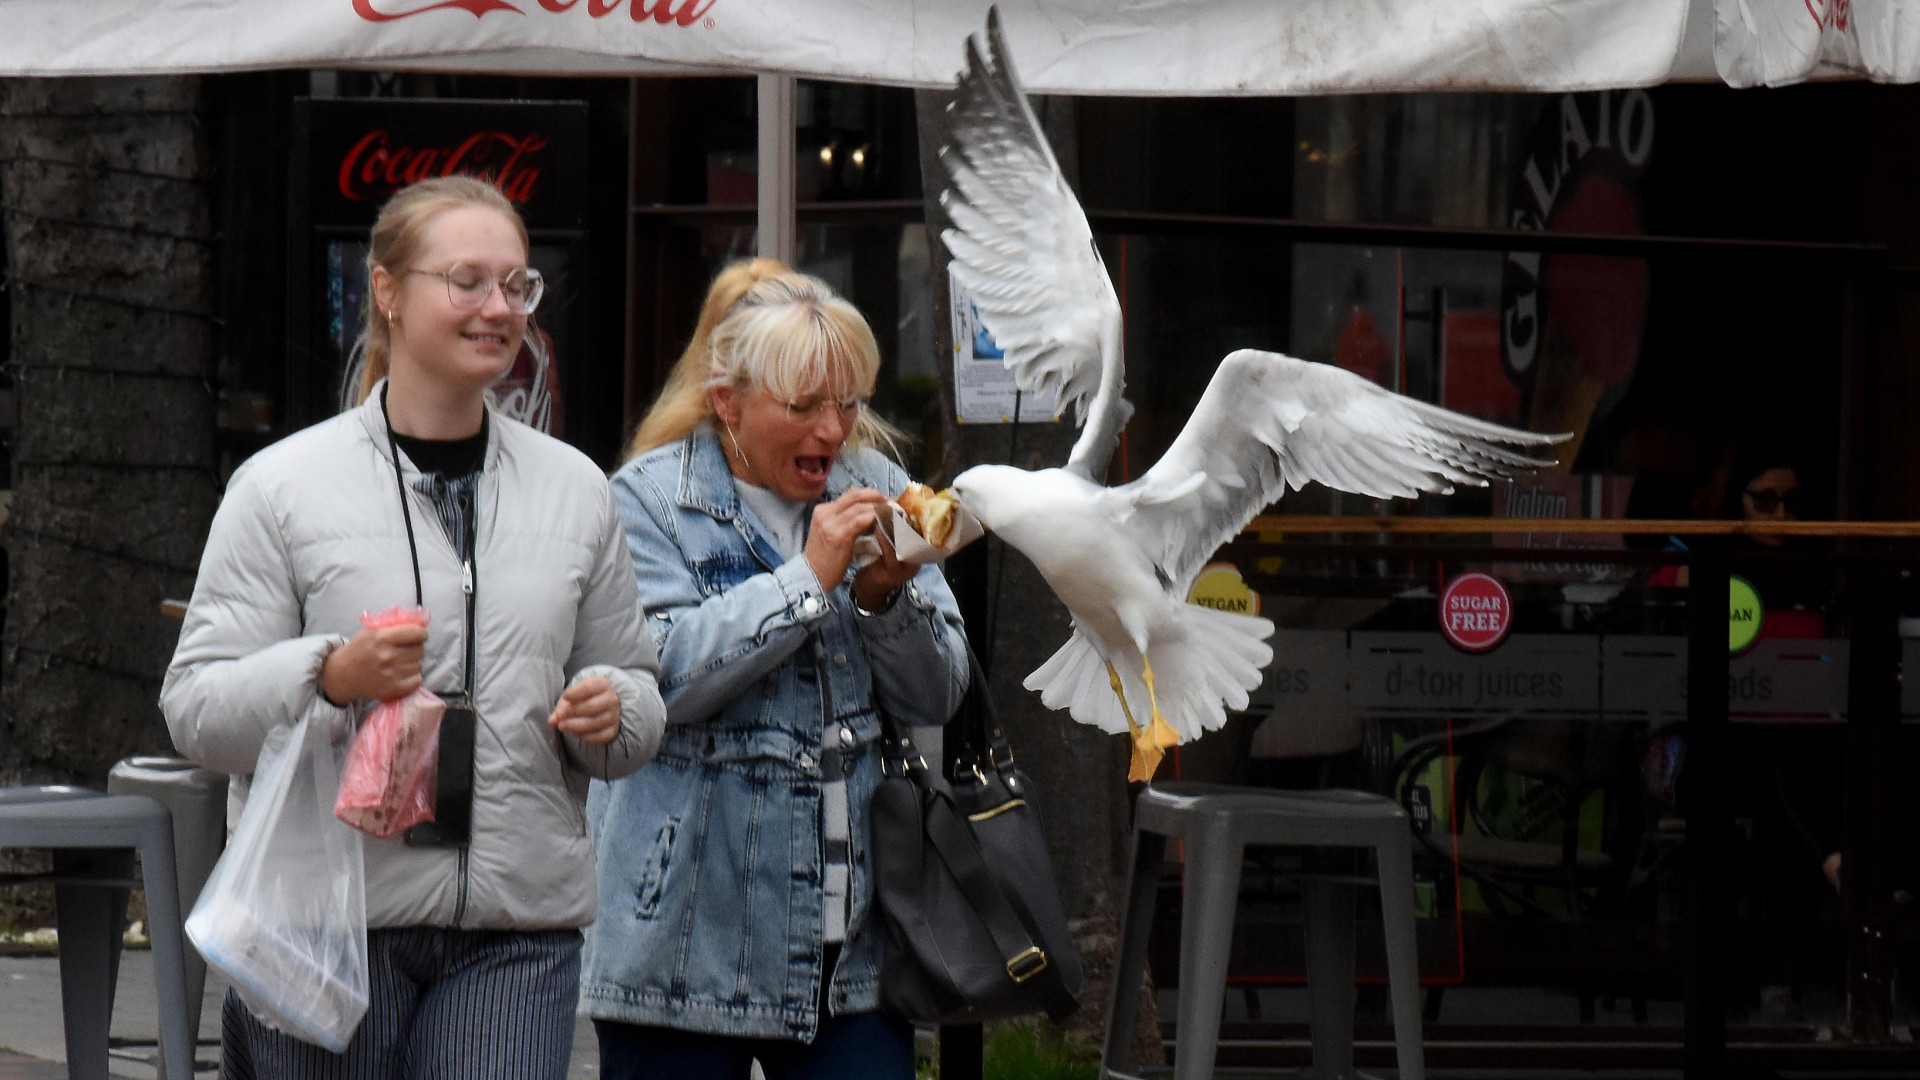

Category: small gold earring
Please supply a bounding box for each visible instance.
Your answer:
[385,309,395,326]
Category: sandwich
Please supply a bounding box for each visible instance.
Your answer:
[896,482,958,547]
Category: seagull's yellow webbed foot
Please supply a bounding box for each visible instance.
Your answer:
[1141,656,1181,753]
[1106,661,1159,783]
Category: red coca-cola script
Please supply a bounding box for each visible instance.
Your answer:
[1806,0,1850,32]
[338,130,548,204]
[1439,572,1512,653]
[354,0,716,25]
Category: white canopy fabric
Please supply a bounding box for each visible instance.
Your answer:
[0,0,1911,91]
[1716,0,1920,86]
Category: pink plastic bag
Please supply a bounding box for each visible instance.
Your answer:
[333,606,444,839]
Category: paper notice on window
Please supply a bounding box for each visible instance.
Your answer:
[950,276,1061,425]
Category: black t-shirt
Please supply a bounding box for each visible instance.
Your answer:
[391,412,489,479]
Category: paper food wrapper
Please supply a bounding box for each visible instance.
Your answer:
[853,499,985,567]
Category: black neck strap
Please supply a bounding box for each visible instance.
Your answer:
[380,384,426,607]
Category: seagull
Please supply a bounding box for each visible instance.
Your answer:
[939,9,1569,782]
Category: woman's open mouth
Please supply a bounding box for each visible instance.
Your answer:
[795,457,830,485]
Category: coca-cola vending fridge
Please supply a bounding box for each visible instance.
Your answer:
[287,97,589,435]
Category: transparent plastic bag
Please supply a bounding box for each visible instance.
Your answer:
[334,606,442,838]
[186,714,369,1052]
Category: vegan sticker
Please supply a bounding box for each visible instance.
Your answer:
[1188,563,1259,617]
[1729,575,1763,655]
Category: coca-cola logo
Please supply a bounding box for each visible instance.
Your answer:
[1806,0,1850,31]
[354,0,717,25]
[338,129,549,204]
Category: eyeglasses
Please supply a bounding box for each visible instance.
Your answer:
[1744,487,1801,514]
[781,395,866,427]
[406,262,545,315]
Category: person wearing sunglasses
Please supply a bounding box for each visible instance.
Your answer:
[164,175,667,1080]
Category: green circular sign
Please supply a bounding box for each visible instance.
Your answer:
[1729,575,1763,655]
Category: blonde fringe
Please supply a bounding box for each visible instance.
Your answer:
[624,260,905,463]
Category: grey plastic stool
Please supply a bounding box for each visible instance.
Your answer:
[0,786,197,1080]
[110,755,227,1070]
[1102,782,1425,1080]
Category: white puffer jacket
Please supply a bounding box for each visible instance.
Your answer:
[162,388,665,931]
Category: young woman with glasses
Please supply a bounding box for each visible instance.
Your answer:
[163,175,667,1080]
[584,263,969,1079]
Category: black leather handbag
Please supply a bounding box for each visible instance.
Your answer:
[868,647,1083,1024]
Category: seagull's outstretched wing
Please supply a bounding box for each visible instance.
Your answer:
[1110,349,1567,589]
[939,8,1126,480]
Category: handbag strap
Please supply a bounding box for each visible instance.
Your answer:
[921,787,1079,1019]
[934,643,1017,783]
[876,642,995,773]
[878,647,1022,799]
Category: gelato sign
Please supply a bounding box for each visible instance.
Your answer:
[1440,572,1512,653]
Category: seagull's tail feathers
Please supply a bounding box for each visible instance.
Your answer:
[1026,628,1133,736]
[1152,604,1275,742]
[1025,606,1275,743]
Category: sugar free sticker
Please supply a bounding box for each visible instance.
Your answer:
[1440,572,1512,653]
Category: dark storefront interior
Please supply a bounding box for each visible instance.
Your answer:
[10,70,1920,1072]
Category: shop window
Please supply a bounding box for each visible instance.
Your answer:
[1069,87,1879,1045]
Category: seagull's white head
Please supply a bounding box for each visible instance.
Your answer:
[949,463,1027,532]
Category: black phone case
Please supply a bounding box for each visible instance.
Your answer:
[404,703,475,847]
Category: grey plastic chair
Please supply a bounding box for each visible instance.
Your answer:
[0,786,196,1080]
[109,756,228,1065]
[1102,782,1425,1080]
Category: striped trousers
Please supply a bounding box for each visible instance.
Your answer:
[221,927,582,1080]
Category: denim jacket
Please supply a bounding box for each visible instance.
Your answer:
[582,424,968,1041]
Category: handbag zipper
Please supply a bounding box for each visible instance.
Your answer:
[966,799,1027,823]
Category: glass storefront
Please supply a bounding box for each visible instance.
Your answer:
[1057,87,1906,1065]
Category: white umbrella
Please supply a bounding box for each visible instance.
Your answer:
[2,0,1903,266]
[0,0,1910,90]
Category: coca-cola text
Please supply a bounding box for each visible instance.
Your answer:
[337,130,549,204]
[354,0,716,25]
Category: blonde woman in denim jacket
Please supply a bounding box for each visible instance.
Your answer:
[584,263,968,1079]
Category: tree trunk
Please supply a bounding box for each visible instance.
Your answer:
[0,76,219,793]
[915,90,1165,1067]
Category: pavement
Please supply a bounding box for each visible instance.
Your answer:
[3,946,1908,1079]
[0,950,1737,1080]
[0,950,601,1079]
